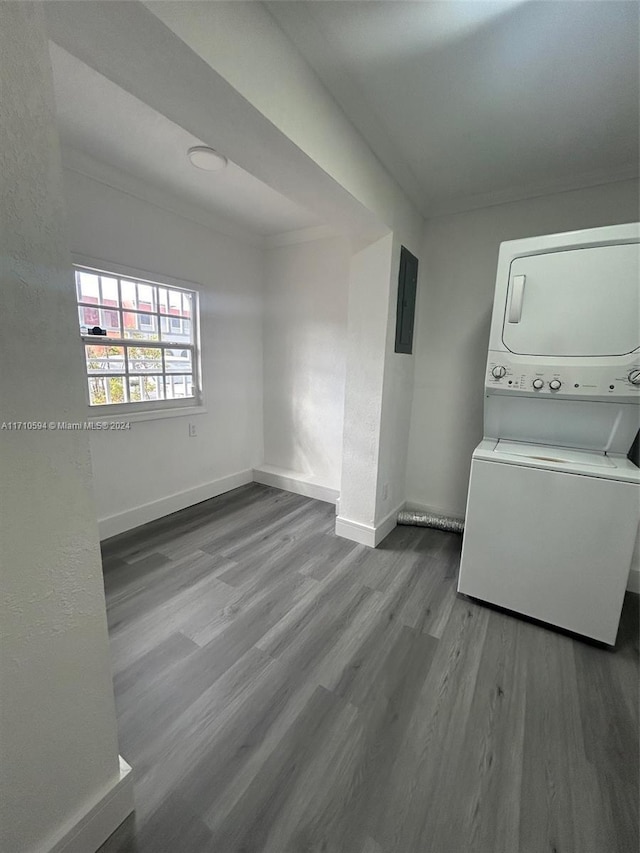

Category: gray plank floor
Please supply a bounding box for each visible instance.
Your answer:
[98,484,639,853]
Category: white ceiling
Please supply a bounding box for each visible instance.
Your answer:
[49,42,321,238]
[267,0,640,216]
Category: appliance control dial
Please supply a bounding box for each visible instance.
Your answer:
[549,379,562,391]
[491,365,507,378]
[628,369,640,386]
[532,379,544,390]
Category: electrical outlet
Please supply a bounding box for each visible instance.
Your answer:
[188,422,197,437]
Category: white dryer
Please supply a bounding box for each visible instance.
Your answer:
[458,223,640,645]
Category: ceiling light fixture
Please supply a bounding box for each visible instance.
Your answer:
[187,146,228,171]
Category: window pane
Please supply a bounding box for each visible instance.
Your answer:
[129,375,164,402]
[79,305,99,328]
[85,345,125,374]
[182,292,192,318]
[158,287,168,313]
[161,316,192,343]
[79,307,121,336]
[165,374,194,400]
[102,309,121,336]
[88,375,127,406]
[77,271,100,303]
[123,312,159,341]
[137,282,156,313]
[168,288,182,314]
[128,376,142,403]
[99,276,119,307]
[120,280,138,310]
[165,349,192,373]
[126,346,162,373]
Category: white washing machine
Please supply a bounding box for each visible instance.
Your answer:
[458,223,640,645]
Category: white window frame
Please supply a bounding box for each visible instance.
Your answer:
[73,255,203,418]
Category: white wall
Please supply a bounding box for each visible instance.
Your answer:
[47,0,426,547]
[62,166,264,536]
[0,5,128,852]
[375,234,422,524]
[406,178,640,518]
[262,235,350,492]
[338,234,395,527]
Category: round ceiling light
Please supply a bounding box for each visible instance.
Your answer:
[187,146,228,171]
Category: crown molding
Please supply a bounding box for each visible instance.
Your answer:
[423,163,640,220]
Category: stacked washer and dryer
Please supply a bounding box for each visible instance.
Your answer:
[458,223,640,645]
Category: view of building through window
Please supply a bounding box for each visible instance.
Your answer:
[75,266,198,407]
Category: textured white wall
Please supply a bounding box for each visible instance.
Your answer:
[375,233,422,523]
[263,236,350,490]
[406,178,640,517]
[339,234,395,524]
[62,167,264,531]
[0,5,122,851]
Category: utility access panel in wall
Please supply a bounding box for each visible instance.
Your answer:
[395,246,419,354]
[502,243,639,357]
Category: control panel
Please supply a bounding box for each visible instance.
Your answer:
[486,355,640,398]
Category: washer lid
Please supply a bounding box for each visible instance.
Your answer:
[496,440,616,468]
[472,438,639,482]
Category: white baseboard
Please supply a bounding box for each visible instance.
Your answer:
[373,504,403,546]
[98,470,253,539]
[335,503,404,548]
[46,756,133,853]
[253,466,339,505]
[335,516,376,547]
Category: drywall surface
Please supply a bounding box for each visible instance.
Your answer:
[406,179,640,518]
[339,234,395,525]
[0,5,123,852]
[63,166,264,531]
[375,234,420,523]
[263,236,350,490]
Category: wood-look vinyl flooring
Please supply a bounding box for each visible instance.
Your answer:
[98,484,639,853]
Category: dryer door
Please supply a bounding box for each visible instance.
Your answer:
[502,243,639,357]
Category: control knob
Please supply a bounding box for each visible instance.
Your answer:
[532,379,544,390]
[628,369,640,386]
[549,379,562,391]
[491,365,507,379]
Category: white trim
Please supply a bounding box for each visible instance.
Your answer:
[88,405,208,425]
[335,503,404,548]
[99,470,253,540]
[335,516,376,547]
[373,503,404,546]
[72,253,205,295]
[44,757,133,853]
[252,467,339,505]
[426,165,639,219]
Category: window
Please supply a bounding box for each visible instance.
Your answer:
[75,264,200,411]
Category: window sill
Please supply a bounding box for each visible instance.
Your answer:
[87,405,208,425]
